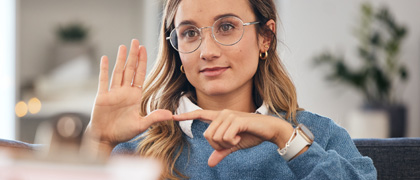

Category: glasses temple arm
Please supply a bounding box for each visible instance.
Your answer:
[243,21,260,26]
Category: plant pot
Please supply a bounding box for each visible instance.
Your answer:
[386,104,407,137]
[346,108,389,138]
[363,103,407,137]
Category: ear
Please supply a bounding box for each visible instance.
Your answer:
[258,19,276,52]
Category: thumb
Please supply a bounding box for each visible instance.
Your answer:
[142,109,173,127]
[208,148,234,167]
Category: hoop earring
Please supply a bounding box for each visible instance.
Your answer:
[259,51,268,60]
[180,65,185,73]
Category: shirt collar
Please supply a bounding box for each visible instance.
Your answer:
[176,95,270,138]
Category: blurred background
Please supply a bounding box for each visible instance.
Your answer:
[0,0,419,143]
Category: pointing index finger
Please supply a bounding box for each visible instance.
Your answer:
[173,110,218,121]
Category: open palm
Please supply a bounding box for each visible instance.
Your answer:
[88,39,172,151]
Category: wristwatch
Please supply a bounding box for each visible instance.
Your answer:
[277,124,314,161]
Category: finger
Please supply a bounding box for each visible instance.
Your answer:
[218,123,241,148]
[132,45,147,87]
[204,111,230,150]
[208,149,233,167]
[139,109,173,131]
[98,56,109,93]
[223,121,242,145]
[172,110,218,121]
[204,124,225,151]
[207,119,233,149]
[110,45,127,88]
[122,39,140,86]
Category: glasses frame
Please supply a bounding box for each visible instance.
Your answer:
[166,16,260,54]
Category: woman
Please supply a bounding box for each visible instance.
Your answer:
[87,0,377,179]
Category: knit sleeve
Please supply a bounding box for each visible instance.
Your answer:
[287,113,377,179]
[111,132,146,155]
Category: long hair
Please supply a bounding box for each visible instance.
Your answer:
[136,0,300,179]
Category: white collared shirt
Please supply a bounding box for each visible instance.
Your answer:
[175,95,270,138]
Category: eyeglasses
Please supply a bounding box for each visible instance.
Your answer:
[166,16,259,54]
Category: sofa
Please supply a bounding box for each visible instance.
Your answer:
[353,138,420,179]
[1,137,419,179]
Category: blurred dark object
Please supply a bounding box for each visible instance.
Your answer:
[4,113,96,163]
[56,22,89,42]
[313,2,409,137]
[19,113,90,144]
[41,113,85,157]
[354,138,420,179]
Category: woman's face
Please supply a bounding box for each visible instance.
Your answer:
[174,0,263,98]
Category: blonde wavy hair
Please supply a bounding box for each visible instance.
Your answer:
[136,0,300,179]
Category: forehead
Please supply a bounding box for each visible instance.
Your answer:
[174,0,255,26]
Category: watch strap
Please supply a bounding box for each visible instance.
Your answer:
[278,128,311,161]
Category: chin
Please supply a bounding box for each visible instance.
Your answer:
[200,85,232,96]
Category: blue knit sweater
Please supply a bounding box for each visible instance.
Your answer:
[113,111,377,179]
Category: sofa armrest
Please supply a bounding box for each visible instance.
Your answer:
[354,138,420,180]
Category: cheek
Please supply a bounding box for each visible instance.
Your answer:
[179,54,199,81]
[235,39,260,69]
[179,54,194,70]
[238,31,260,57]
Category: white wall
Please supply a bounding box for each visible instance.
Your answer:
[0,0,16,140]
[278,0,420,137]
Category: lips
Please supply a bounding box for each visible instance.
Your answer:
[200,67,229,77]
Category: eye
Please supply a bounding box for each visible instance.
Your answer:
[181,29,199,38]
[218,23,235,32]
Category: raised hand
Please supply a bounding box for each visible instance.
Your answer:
[173,110,295,167]
[87,39,172,155]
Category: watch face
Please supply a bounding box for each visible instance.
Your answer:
[298,124,314,141]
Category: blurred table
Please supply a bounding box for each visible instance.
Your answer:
[0,150,161,180]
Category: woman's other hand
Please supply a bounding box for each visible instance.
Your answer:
[173,110,295,167]
[87,39,172,156]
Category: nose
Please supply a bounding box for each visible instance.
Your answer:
[199,27,221,61]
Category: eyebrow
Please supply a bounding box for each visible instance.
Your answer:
[176,13,241,27]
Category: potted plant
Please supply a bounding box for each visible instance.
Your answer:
[51,22,95,74]
[313,2,409,137]
[56,22,89,42]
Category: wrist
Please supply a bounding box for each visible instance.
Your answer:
[98,141,116,156]
[273,123,294,149]
[82,129,116,159]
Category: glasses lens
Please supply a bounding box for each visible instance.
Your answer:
[169,16,248,53]
[170,25,201,53]
[213,16,244,46]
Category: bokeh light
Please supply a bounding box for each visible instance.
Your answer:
[15,101,28,117]
[28,97,42,114]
